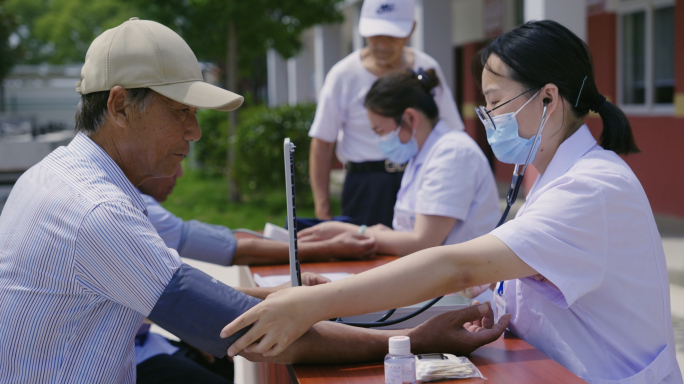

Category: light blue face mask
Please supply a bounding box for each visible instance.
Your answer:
[480,90,550,165]
[377,117,419,164]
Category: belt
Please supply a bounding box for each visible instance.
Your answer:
[345,160,406,173]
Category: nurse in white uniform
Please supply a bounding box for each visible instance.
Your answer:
[300,68,499,303]
[223,20,682,384]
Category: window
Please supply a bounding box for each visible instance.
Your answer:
[513,0,525,27]
[622,11,646,104]
[619,2,675,113]
[652,6,674,103]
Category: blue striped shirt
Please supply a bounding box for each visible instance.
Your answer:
[0,132,182,383]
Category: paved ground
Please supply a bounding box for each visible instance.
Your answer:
[658,215,684,375]
[0,186,12,213]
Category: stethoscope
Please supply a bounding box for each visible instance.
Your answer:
[335,102,549,328]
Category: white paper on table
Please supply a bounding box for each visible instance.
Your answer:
[263,223,289,242]
[253,272,351,287]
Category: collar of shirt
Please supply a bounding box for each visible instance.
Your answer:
[397,121,450,203]
[410,120,450,168]
[527,124,598,200]
[68,132,148,215]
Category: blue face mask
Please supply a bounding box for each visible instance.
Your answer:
[481,90,550,165]
[377,117,419,164]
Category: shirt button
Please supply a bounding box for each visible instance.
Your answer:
[646,369,654,383]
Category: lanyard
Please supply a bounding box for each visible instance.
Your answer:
[494,102,548,298]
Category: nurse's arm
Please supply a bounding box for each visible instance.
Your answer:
[367,214,456,256]
[222,234,535,356]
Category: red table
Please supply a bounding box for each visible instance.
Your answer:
[248,256,587,384]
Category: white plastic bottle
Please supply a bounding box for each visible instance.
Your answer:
[384,336,416,384]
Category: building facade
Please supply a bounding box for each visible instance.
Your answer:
[269,0,684,218]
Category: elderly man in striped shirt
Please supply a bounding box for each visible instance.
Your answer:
[0,18,508,384]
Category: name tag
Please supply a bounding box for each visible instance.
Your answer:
[494,282,506,323]
[394,208,415,231]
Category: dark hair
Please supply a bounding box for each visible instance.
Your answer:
[474,20,639,155]
[74,88,155,135]
[364,68,440,124]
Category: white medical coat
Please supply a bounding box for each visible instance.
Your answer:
[392,120,500,244]
[491,125,682,384]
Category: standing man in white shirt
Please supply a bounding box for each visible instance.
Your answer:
[308,0,464,227]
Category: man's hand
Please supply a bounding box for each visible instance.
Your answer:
[325,232,377,259]
[298,222,359,243]
[408,301,511,356]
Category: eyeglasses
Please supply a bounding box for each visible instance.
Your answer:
[474,87,538,131]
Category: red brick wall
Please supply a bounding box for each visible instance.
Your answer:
[587,9,684,217]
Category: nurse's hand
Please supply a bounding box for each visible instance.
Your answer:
[221,285,321,358]
[298,222,359,243]
[409,301,511,356]
[326,232,377,259]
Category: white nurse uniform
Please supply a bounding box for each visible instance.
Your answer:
[392,120,501,302]
[392,121,500,243]
[491,125,682,384]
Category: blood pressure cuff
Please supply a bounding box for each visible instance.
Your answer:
[178,220,237,266]
[148,263,261,357]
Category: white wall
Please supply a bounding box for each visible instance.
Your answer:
[452,0,486,46]
[524,0,587,41]
[413,0,455,89]
[267,49,289,107]
[314,24,343,98]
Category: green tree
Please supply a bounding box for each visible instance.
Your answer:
[0,0,20,112]
[132,0,344,77]
[6,0,140,64]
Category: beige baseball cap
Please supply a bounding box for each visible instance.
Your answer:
[76,17,243,111]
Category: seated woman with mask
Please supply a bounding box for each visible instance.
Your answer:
[299,68,500,300]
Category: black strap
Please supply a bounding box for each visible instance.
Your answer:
[345,160,406,173]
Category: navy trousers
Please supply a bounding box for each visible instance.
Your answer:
[341,170,404,227]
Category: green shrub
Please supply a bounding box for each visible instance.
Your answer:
[194,103,316,204]
[195,109,229,177]
[233,103,316,204]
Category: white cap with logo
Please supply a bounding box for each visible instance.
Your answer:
[76,17,243,111]
[358,0,415,38]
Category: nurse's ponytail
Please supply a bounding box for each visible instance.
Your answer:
[365,68,440,124]
[476,20,640,155]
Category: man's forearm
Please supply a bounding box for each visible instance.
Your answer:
[240,321,406,364]
[232,238,335,265]
[309,138,335,219]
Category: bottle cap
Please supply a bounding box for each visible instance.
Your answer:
[388,336,411,355]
